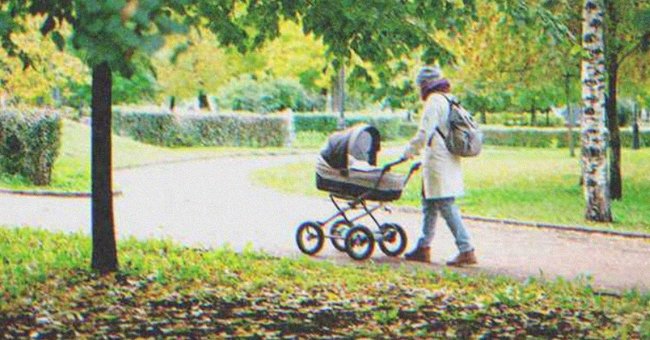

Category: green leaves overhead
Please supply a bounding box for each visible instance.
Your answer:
[1,0,194,77]
[0,1,31,68]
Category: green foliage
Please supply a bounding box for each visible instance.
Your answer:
[398,122,419,140]
[218,76,322,113]
[67,62,160,107]
[113,109,289,147]
[482,127,650,148]
[292,114,339,134]
[462,90,513,114]
[485,112,565,127]
[0,109,61,185]
[345,116,403,140]
[1,227,648,337]
[292,113,407,140]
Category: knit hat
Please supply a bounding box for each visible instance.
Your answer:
[415,66,442,88]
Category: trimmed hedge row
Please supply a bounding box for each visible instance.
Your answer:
[0,110,62,185]
[113,109,289,147]
[484,112,565,127]
[292,113,407,140]
[482,127,650,148]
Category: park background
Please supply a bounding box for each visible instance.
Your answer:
[1,0,650,338]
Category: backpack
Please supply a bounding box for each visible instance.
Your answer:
[432,95,483,157]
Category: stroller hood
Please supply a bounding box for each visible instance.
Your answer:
[320,124,381,169]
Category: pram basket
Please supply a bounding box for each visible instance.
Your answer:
[295,124,420,260]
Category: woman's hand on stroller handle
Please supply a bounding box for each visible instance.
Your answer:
[382,158,407,172]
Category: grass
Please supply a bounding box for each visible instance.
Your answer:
[252,146,650,233]
[0,227,648,337]
[0,119,291,193]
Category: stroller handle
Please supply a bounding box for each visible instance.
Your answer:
[382,157,408,172]
[404,161,422,186]
[372,158,421,191]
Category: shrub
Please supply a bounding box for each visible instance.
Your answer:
[113,109,289,147]
[482,127,650,148]
[485,112,565,127]
[293,114,339,134]
[398,122,418,139]
[0,109,62,185]
[218,76,322,113]
[292,113,405,140]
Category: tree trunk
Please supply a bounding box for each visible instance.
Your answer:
[545,109,550,126]
[169,96,176,112]
[336,65,346,130]
[91,62,118,273]
[603,0,622,200]
[580,0,612,222]
[198,90,209,110]
[530,104,536,126]
[632,103,640,149]
[565,74,576,157]
[605,61,622,200]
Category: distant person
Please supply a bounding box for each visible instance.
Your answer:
[401,66,477,266]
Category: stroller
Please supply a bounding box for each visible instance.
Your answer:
[295,124,421,260]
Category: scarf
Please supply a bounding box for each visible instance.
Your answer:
[420,78,451,100]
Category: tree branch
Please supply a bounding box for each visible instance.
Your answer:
[618,38,644,65]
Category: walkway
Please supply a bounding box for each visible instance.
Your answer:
[1,154,648,292]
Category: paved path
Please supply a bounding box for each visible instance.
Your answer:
[1,155,649,292]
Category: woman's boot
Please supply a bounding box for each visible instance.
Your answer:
[446,250,477,267]
[404,246,430,262]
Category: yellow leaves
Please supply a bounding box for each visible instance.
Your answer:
[2,227,649,338]
[152,21,328,101]
[0,15,87,105]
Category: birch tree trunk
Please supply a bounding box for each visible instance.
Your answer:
[581,0,612,222]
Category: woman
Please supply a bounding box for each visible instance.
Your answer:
[401,66,477,266]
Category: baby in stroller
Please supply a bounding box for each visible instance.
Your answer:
[295,124,421,260]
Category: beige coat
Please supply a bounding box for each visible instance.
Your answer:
[404,93,464,199]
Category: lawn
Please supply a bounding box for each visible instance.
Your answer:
[0,227,648,338]
[0,119,290,193]
[253,146,650,233]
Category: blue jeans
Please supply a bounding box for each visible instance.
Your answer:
[416,197,474,253]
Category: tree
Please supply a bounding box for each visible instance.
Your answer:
[602,0,650,200]
[441,1,579,126]
[580,0,612,222]
[1,0,202,273]
[153,21,328,104]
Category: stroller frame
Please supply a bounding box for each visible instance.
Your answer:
[320,194,389,243]
[296,158,421,260]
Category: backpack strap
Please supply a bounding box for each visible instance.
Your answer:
[427,94,453,147]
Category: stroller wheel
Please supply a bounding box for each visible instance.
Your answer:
[330,219,351,252]
[345,225,375,261]
[378,223,407,257]
[296,221,324,255]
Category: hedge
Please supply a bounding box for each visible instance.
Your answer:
[292,113,407,140]
[484,112,565,127]
[113,109,289,147]
[482,127,650,148]
[0,109,62,185]
[398,122,418,139]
